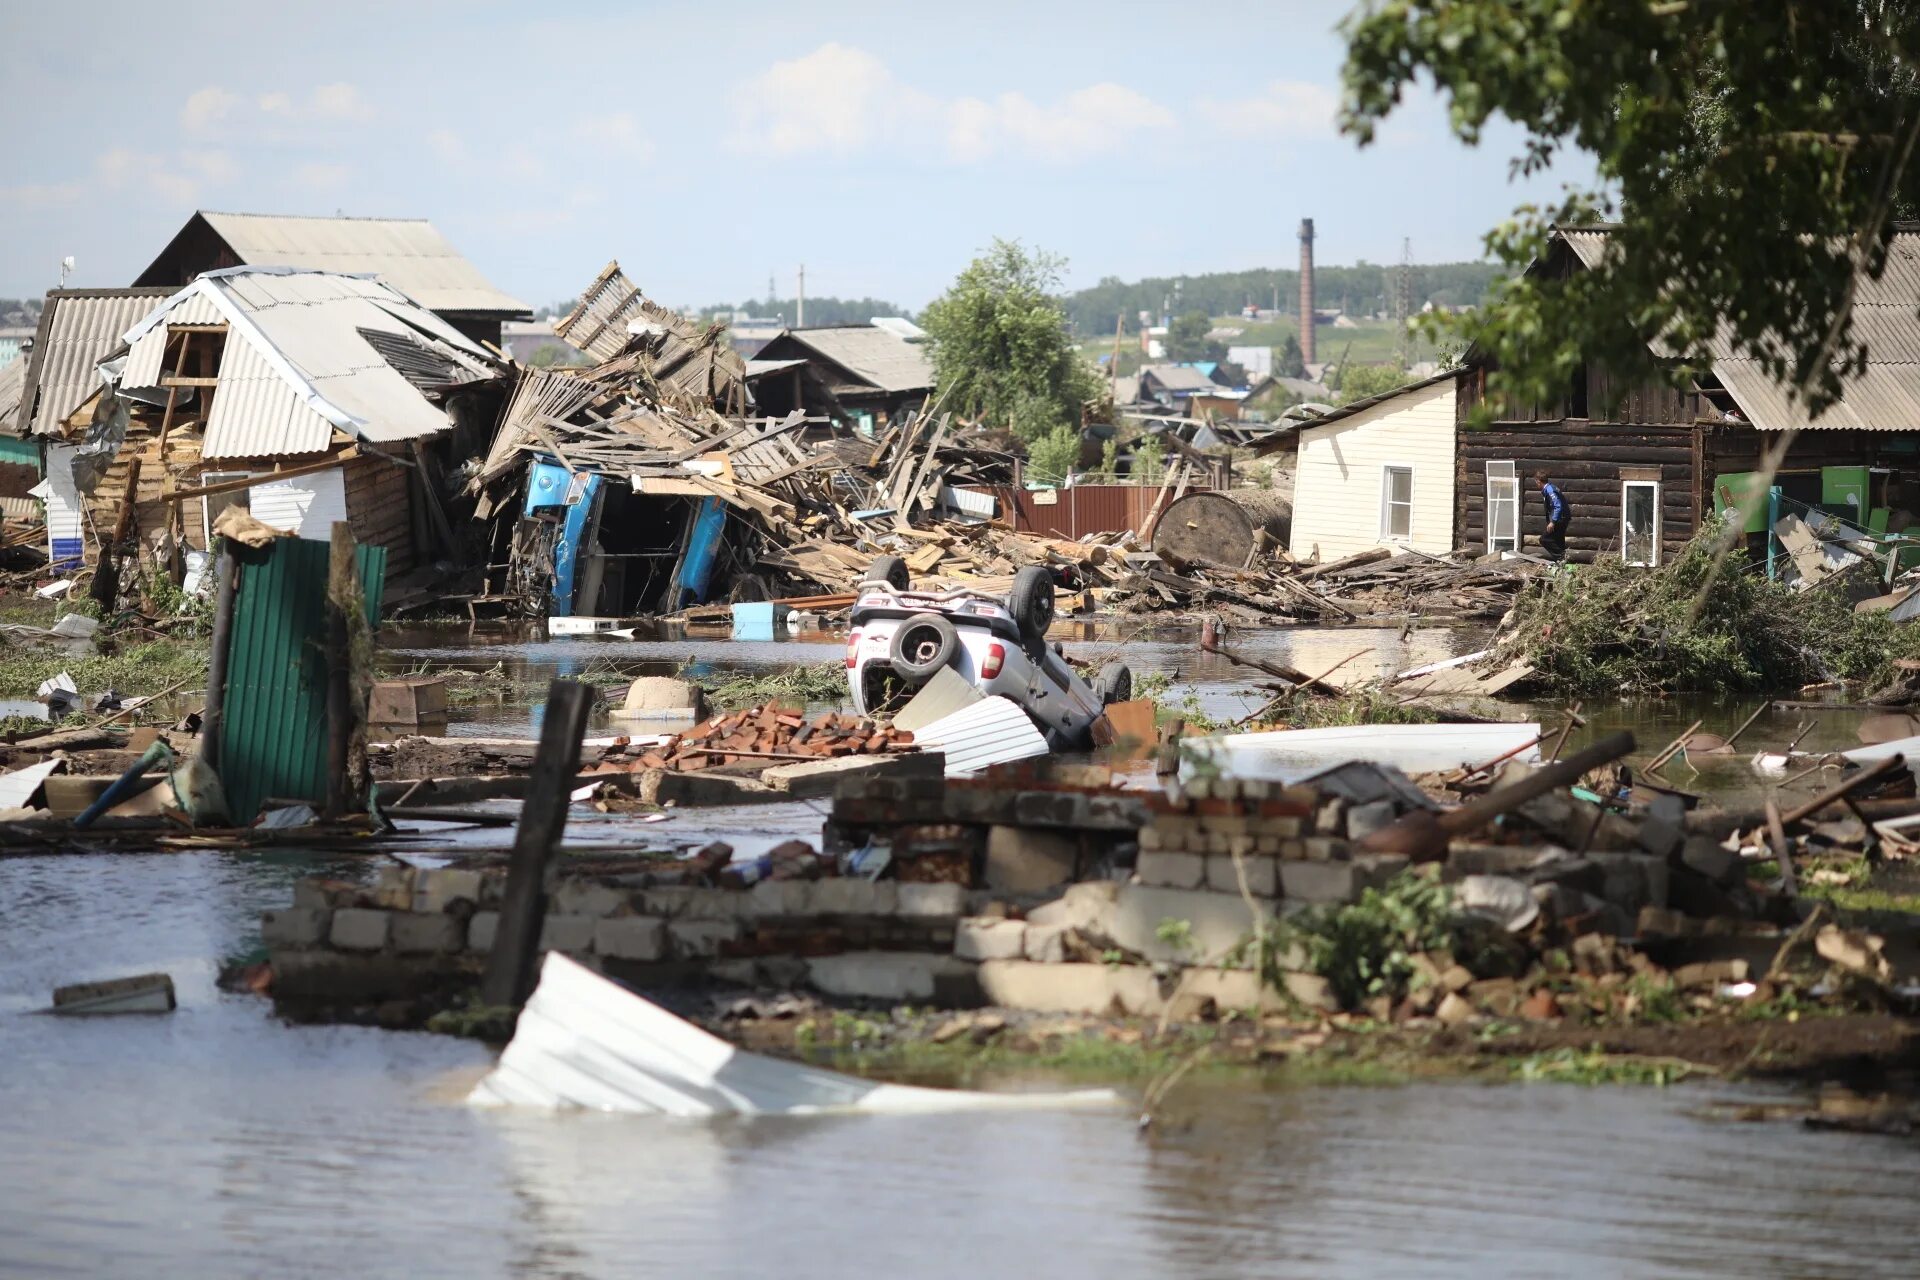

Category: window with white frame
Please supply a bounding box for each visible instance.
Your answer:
[200,472,252,548]
[1622,480,1660,566]
[1486,461,1519,553]
[1381,465,1414,541]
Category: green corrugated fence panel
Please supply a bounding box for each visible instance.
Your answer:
[0,436,42,471]
[221,538,386,821]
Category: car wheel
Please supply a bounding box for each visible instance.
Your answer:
[1008,565,1055,644]
[866,554,910,590]
[1097,662,1133,706]
[887,612,960,683]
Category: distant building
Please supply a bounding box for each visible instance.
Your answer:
[749,324,934,431]
[135,211,530,349]
[1227,345,1273,379]
[0,326,35,370]
[499,320,581,365]
[1137,363,1218,408]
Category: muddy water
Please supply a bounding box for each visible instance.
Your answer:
[5,851,1920,1278]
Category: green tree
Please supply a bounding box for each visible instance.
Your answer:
[1025,425,1082,486]
[1133,436,1167,485]
[1276,334,1306,379]
[921,239,1098,441]
[1164,309,1219,362]
[1340,0,1920,419]
[1334,364,1408,405]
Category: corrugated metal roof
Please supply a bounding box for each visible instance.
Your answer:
[16,289,173,435]
[766,325,934,394]
[912,695,1050,775]
[116,268,497,458]
[1558,225,1920,430]
[0,359,24,436]
[1138,364,1218,394]
[184,211,528,316]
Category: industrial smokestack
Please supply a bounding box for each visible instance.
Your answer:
[1298,217,1316,367]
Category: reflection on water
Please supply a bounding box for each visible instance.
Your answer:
[5,851,1920,1278]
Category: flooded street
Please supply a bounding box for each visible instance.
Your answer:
[6,849,1920,1278]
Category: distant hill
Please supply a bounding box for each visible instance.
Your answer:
[1062,261,1506,335]
[694,296,910,328]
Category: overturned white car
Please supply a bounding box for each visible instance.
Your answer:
[846,556,1131,750]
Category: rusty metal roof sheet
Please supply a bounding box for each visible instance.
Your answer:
[169,211,529,317]
[15,289,173,436]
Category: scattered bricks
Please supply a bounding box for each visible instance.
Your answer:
[1301,836,1350,861]
[330,908,391,952]
[1137,851,1205,890]
[1313,799,1347,836]
[262,907,330,948]
[1636,905,1695,938]
[1672,958,1749,988]
[1570,932,1618,975]
[468,911,499,953]
[1206,853,1277,897]
[1354,853,1411,891]
[1435,992,1475,1025]
[746,879,818,919]
[955,917,1028,962]
[538,914,596,954]
[1680,837,1743,888]
[813,879,898,916]
[1279,860,1358,904]
[1344,800,1397,841]
[412,869,484,915]
[552,879,630,918]
[392,912,465,955]
[897,882,967,918]
[1520,989,1562,1020]
[1279,971,1338,1012]
[370,866,416,910]
[669,918,743,959]
[1023,921,1071,964]
[594,916,668,961]
[984,825,1079,893]
[1440,964,1474,993]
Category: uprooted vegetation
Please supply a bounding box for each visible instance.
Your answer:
[1494,519,1920,696]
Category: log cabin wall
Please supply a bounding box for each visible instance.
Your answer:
[343,451,416,574]
[1455,365,1702,563]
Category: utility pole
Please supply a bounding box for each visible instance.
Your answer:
[1395,237,1414,370]
[797,264,806,327]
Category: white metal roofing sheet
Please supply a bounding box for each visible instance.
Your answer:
[198,211,528,316]
[201,336,333,459]
[912,695,1050,776]
[0,358,24,433]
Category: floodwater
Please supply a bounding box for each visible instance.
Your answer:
[5,850,1920,1278]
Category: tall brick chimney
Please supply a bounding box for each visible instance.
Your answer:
[1298,217,1316,366]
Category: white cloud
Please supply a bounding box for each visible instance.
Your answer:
[310,82,374,122]
[180,86,239,132]
[426,128,467,166]
[258,91,294,114]
[729,44,1171,164]
[291,161,351,191]
[0,179,86,210]
[1197,80,1337,140]
[94,148,201,204]
[573,112,655,162]
[179,149,238,183]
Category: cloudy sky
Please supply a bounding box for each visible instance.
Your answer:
[0,0,1588,312]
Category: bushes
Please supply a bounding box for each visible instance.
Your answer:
[1496,519,1920,695]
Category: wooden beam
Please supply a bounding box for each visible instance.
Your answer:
[167,323,229,334]
[159,376,221,388]
[163,448,359,504]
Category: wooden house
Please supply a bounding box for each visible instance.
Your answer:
[46,267,506,581]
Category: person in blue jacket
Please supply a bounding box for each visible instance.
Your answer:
[1532,469,1568,560]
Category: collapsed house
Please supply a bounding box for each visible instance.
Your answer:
[42,267,509,583]
[134,210,531,349]
[746,324,933,431]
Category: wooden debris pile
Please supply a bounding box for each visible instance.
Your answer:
[635,706,918,772]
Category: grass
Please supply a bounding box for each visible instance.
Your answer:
[0,638,209,699]
[698,660,849,711]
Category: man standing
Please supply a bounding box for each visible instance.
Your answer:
[1533,469,1568,560]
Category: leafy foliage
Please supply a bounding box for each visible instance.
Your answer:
[1281,870,1455,1010]
[921,239,1098,441]
[1493,518,1920,694]
[1333,363,1411,405]
[1276,334,1307,378]
[1024,424,1081,485]
[1341,0,1920,418]
[1132,435,1167,485]
[1164,310,1222,362]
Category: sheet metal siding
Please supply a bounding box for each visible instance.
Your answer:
[24,291,173,432]
[44,443,83,568]
[201,335,333,458]
[119,292,224,392]
[221,538,386,820]
[914,696,1049,775]
[250,467,349,537]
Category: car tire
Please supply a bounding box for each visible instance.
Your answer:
[1097,662,1133,706]
[867,554,910,590]
[888,612,959,683]
[1008,565,1055,644]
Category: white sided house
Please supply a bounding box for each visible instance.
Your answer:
[1287,371,1462,564]
[51,267,503,581]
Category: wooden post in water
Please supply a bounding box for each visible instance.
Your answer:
[199,549,240,773]
[481,679,594,1008]
[324,523,356,819]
